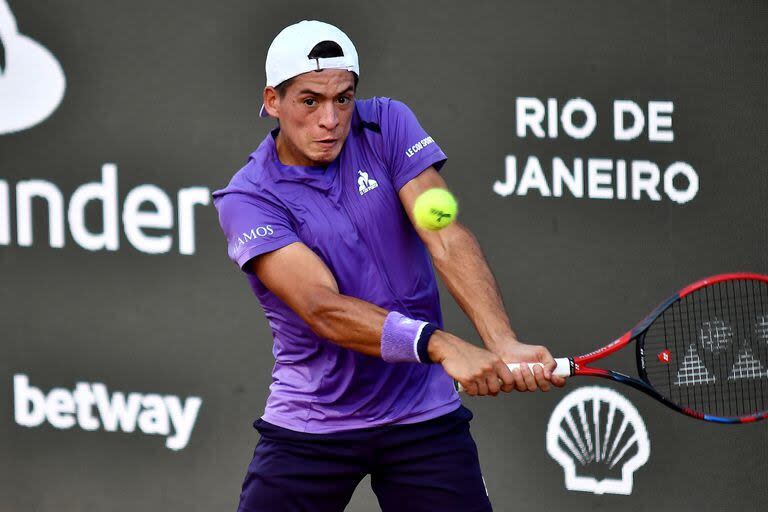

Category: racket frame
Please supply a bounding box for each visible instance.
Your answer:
[568,272,768,424]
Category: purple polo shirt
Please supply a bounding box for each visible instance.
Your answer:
[213,97,460,433]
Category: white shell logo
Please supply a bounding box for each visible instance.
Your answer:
[0,0,66,135]
[546,386,650,495]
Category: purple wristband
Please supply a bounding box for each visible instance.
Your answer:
[381,311,429,363]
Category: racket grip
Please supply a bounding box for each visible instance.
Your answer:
[455,358,571,393]
[508,358,572,377]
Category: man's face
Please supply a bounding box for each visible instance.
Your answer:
[264,69,356,166]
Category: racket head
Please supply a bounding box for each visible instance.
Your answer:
[634,273,768,423]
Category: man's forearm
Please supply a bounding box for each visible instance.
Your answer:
[429,223,517,349]
[305,289,465,363]
[304,289,389,357]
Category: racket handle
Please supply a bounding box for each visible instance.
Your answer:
[456,358,572,393]
[508,358,572,377]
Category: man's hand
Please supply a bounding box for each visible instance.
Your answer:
[428,331,515,397]
[487,337,567,392]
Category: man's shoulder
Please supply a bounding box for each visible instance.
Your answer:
[356,96,412,125]
[212,136,275,205]
[356,96,387,122]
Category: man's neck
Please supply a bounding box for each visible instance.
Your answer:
[274,131,319,167]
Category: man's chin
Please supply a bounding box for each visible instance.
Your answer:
[308,150,340,166]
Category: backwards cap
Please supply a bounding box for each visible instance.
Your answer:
[260,20,359,117]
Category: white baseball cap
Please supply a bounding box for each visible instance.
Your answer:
[260,20,360,117]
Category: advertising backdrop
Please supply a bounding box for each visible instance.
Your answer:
[2,1,767,511]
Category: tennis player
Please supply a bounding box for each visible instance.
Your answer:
[214,20,565,512]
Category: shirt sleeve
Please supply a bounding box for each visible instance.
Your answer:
[214,192,300,273]
[381,99,448,191]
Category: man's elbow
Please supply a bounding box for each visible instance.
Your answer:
[302,288,345,342]
[428,223,475,265]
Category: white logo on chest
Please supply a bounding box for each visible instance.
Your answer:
[357,170,379,195]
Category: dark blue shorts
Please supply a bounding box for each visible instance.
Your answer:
[237,405,492,512]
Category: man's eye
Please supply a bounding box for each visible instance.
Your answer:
[303,98,316,106]
[338,96,352,104]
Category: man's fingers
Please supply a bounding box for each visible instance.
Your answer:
[475,377,490,396]
[496,361,515,393]
[463,381,479,396]
[521,364,537,391]
[544,360,557,380]
[550,375,567,388]
[510,367,527,392]
[532,364,551,392]
[486,375,500,396]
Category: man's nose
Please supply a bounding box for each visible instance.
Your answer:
[318,102,339,130]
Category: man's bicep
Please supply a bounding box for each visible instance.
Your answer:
[250,242,340,321]
[398,166,458,252]
[398,166,448,211]
[214,192,300,272]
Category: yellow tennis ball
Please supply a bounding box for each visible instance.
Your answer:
[413,188,458,230]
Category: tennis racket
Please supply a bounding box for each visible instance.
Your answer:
[458,273,768,424]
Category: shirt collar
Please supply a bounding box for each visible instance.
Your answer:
[252,128,334,191]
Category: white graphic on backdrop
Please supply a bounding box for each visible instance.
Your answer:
[0,164,211,254]
[546,386,650,495]
[14,374,202,451]
[494,97,700,204]
[0,3,211,255]
[0,0,66,134]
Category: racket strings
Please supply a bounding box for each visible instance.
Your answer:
[642,279,768,419]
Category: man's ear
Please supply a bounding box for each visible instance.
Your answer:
[263,87,280,118]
